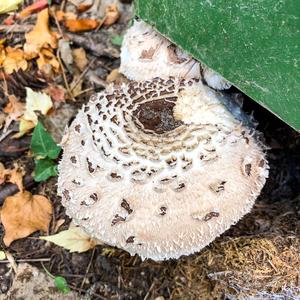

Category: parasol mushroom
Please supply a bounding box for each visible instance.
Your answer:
[120,20,231,90]
[58,77,268,260]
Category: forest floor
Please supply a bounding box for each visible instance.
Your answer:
[0,1,299,299]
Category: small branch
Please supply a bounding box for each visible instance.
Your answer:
[0,258,51,264]
[0,175,35,205]
[0,25,33,33]
[67,33,120,58]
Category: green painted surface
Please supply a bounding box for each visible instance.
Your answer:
[135,0,300,131]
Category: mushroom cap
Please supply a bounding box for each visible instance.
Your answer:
[120,20,200,80]
[120,20,231,90]
[58,78,268,260]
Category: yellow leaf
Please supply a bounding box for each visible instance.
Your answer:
[2,47,27,74]
[0,191,53,246]
[0,0,23,14]
[0,251,6,260]
[15,118,35,138]
[0,162,24,191]
[24,8,57,57]
[40,224,100,253]
[23,87,53,125]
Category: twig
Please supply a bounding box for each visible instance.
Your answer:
[73,87,94,98]
[80,248,96,289]
[0,25,33,33]
[70,58,96,92]
[56,51,76,101]
[143,281,156,300]
[0,258,51,264]
[67,33,120,58]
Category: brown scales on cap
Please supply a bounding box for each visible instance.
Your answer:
[58,78,268,260]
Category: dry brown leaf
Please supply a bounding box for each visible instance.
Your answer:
[55,10,77,22]
[106,68,128,84]
[24,8,58,57]
[77,3,93,13]
[36,48,60,75]
[72,47,88,71]
[103,4,120,26]
[45,85,66,102]
[64,19,100,32]
[1,191,53,246]
[3,95,25,121]
[0,162,24,191]
[2,47,28,74]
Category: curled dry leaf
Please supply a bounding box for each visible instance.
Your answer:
[77,3,93,13]
[72,47,88,71]
[3,95,25,130]
[40,223,100,253]
[106,68,128,84]
[103,4,120,26]
[45,85,66,102]
[0,162,24,192]
[17,87,53,137]
[37,48,60,75]
[0,191,53,246]
[55,10,77,22]
[64,19,101,32]
[1,47,28,74]
[24,8,58,58]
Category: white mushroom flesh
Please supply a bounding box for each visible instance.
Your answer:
[58,78,268,260]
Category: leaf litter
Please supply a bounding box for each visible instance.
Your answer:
[0,0,299,299]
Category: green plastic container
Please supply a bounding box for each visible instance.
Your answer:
[135,0,300,131]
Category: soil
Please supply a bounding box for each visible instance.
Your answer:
[0,1,299,299]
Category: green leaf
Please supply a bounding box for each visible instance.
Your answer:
[30,122,61,159]
[34,158,58,182]
[54,276,70,294]
[111,35,124,46]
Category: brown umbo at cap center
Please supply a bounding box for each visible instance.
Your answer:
[58,78,268,260]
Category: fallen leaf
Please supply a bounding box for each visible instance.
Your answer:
[3,95,25,121]
[40,224,99,253]
[0,0,23,14]
[33,158,58,182]
[0,162,24,191]
[72,47,88,71]
[45,85,66,102]
[1,190,53,246]
[36,48,60,75]
[24,8,58,57]
[2,47,28,74]
[111,34,123,46]
[18,0,48,19]
[53,219,65,233]
[3,95,25,131]
[64,19,100,32]
[103,4,120,26]
[106,68,128,84]
[58,39,73,70]
[55,10,77,22]
[0,251,6,260]
[23,87,53,125]
[30,122,61,160]
[17,118,35,137]
[77,3,93,13]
